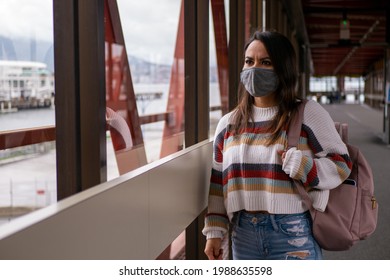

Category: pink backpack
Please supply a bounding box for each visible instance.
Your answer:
[288,100,378,251]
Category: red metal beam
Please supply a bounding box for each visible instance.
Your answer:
[105,0,144,147]
[160,1,185,158]
[211,0,229,115]
[0,126,55,150]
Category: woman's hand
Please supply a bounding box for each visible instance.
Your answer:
[204,238,223,260]
[280,147,299,175]
[277,149,286,162]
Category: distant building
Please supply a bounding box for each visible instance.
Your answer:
[0,60,54,109]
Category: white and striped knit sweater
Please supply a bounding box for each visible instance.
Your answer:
[202,100,352,239]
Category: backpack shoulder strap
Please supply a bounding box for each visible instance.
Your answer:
[287,100,307,149]
[287,99,314,210]
[336,122,349,144]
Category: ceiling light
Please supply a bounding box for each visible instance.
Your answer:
[340,12,350,40]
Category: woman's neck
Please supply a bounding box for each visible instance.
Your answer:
[253,93,277,108]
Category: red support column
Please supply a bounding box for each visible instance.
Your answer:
[245,0,252,41]
[104,0,147,174]
[160,1,185,158]
[211,0,229,115]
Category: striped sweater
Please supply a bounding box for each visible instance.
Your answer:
[202,100,352,239]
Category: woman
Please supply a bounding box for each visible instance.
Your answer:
[203,30,352,260]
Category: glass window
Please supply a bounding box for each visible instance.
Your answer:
[104,0,185,260]
[106,0,183,180]
[0,0,55,226]
[310,76,337,92]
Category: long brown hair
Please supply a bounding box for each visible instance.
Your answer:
[231,30,301,145]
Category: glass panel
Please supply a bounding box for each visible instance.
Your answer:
[310,76,337,92]
[106,0,183,180]
[107,0,184,260]
[345,76,365,104]
[309,76,337,104]
[0,141,56,226]
[0,0,55,225]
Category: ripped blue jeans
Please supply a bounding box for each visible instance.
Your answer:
[231,211,323,260]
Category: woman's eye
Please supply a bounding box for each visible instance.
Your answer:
[262,60,272,66]
[245,59,253,65]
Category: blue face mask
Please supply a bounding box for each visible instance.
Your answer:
[240,67,279,97]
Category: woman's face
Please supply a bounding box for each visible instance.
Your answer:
[243,39,277,107]
[243,40,273,70]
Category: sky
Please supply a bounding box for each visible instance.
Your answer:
[0,0,223,66]
[0,0,53,42]
[116,0,227,66]
[0,0,182,65]
[117,0,182,65]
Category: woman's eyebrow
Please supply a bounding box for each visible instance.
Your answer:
[244,55,271,61]
[259,56,271,60]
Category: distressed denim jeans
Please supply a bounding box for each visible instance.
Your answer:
[231,211,323,260]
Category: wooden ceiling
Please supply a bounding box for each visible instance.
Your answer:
[301,0,390,77]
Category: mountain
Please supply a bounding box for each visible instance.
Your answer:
[128,55,171,84]
[0,36,218,83]
[0,36,54,72]
[128,55,218,83]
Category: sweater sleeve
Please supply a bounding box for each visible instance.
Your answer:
[202,114,231,239]
[282,100,352,190]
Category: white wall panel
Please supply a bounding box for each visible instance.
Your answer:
[149,144,211,258]
[0,140,212,259]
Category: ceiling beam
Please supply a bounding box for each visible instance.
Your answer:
[333,20,380,75]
